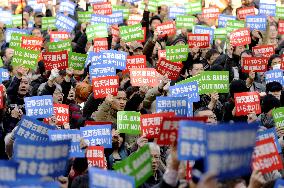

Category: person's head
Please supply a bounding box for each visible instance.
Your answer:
[233,45,245,56]
[148,142,160,172]
[262,94,281,116]
[55,70,66,84]
[129,42,143,55]
[205,49,219,65]
[194,107,217,125]
[32,28,42,38]
[34,12,44,27]
[269,23,278,39]
[111,90,127,111]
[18,76,30,96]
[1,48,14,64]
[200,47,210,58]
[240,49,253,65]
[268,54,281,70]
[230,79,249,99]
[149,15,162,31]
[266,81,282,100]
[111,128,124,149]
[189,62,204,77]
[53,86,64,104]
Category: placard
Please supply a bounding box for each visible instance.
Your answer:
[229,28,251,47]
[59,1,76,16]
[166,45,188,62]
[93,2,112,15]
[169,6,186,19]
[259,3,276,16]
[187,33,210,48]
[78,11,92,23]
[86,146,105,168]
[68,52,87,70]
[50,31,70,42]
[42,17,56,30]
[44,104,69,126]
[92,76,119,98]
[218,14,236,28]
[130,68,158,87]
[202,6,220,19]
[226,20,245,33]
[276,6,284,19]
[257,128,282,153]
[246,15,267,31]
[169,81,199,102]
[47,39,72,52]
[117,111,141,135]
[120,23,144,42]
[86,23,108,41]
[55,13,77,33]
[89,65,116,79]
[93,38,108,53]
[10,33,28,49]
[81,125,112,148]
[5,28,30,43]
[198,71,229,94]
[237,6,256,20]
[156,21,176,37]
[272,107,284,128]
[279,20,284,35]
[127,14,143,25]
[101,50,127,70]
[252,45,275,58]
[156,96,188,117]
[24,95,54,118]
[265,69,283,85]
[185,0,202,15]
[242,57,268,73]
[193,25,214,44]
[156,58,183,80]
[234,92,261,116]
[11,47,40,69]
[42,50,68,70]
[124,55,146,73]
[0,160,17,182]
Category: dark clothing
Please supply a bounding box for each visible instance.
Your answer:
[71,174,89,188]
[30,76,48,96]
[6,77,30,105]
[222,99,248,122]
[140,169,163,188]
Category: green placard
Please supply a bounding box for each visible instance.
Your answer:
[68,52,87,70]
[10,33,28,49]
[0,58,3,67]
[140,0,158,13]
[157,0,174,6]
[11,47,40,69]
[226,20,245,33]
[117,111,141,135]
[6,14,22,28]
[113,5,130,19]
[185,0,202,15]
[176,15,195,29]
[47,39,72,52]
[272,107,284,127]
[113,145,153,187]
[86,23,108,41]
[42,17,56,31]
[166,45,189,62]
[199,71,229,94]
[214,28,227,40]
[276,6,284,19]
[120,23,144,43]
[78,11,92,23]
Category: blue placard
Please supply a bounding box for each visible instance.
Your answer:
[5,28,30,43]
[89,65,116,80]
[169,81,199,102]
[24,95,53,118]
[0,68,9,83]
[156,96,188,117]
[169,7,186,19]
[27,0,44,12]
[89,167,135,188]
[205,122,258,180]
[188,102,193,117]
[274,179,284,188]
[101,50,127,70]
[177,121,206,160]
[265,69,284,85]
[246,15,267,31]
[125,0,140,3]
[0,10,12,25]
[55,13,77,33]
[13,139,71,178]
[218,14,236,28]
[109,11,124,25]
[91,14,111,25]
[86,52,103,67]
[59,1,76,16]
[259,3,276,16]
[48,129,84,157]
[14,115,56,141]
[256,128,282,153]
[0,181,60,188]
[193,25,214,44]
[80,125,112,148]
[0,160,18,182]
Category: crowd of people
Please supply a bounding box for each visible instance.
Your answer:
[1,0,284,187]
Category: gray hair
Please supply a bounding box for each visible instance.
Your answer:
[148,142,160,154]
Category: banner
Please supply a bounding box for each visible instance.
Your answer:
[242,57,268,73]
[48,129,84,157]
[117,111,141,135]
[265,69,283,85]
[81,125,112,148]
[246,15,267,31]
[44,104,69,126]
[55,13,77,33]
[156,21,176,37]
[156,96,188,117]
[252,138,283,173]
[42,17,56,30]
[13,139,71,178]
[272,107,284,128]
[120,23,144,42]
[169,81,199,102]
[205,123,258,179]
[234,92,261,116]
[259,3,276,16]
[86,146,105,168]
[92,76,119,98]
[257,128,282,153]
[113,145,152,187]
[42,50,68,70]
[237,6,256,20]
[50,31,70,42]
[14,116,56,141]
[218,14,236,28]
[101,50,127,70]
[89,167,135,188]
[0,160,17,182]
[193,25,214,44]
[78,11,92,23]
[188,33,210,48]
[140,112,175,139]
[11,47,40,69]
[252,45,275,58]
[156,58,183,80]
[93,2,112,15]
[124,55,146,73]
[202,6,220,19]
[166,45,188,62]
[93,38,108,53]
[229,28,251,47]
[130,68,158,87]
[24,95,53,118]
[68,52,87,70]
[10,33,28,49]
[47,39,72,52]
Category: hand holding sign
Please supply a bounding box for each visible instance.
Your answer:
[247,170,266,188]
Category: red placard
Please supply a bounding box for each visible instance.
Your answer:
[92,76,119,98]
[86,146,106,168]
[21,36,43,51]
[123,55,146,74]
[156,58,183,80]
[0,85,3,109]
[127,14,143,25]
[252,138,283,174]
[130,68,158,87]
[278,20,284,35]
[93,2,112,15]
[93,38,108,52]
[44,104,69,126]
[237,6,256,20]
[252,45,275,58]
[140,112,175,139]
[158,50,166,60]
[36,0,48,3]
[234,92,261,116]
[230,28,251,47]
[242,57,268,73]
[9,0,21,4]
[85,121,112,126]
[188,33,210,48]
[202,7,220,19]
[50,31,70,42]
[137,27,146,43]
[156,21,176,38]
[157,117,207,146]
[111,25,120,42]
[42,50,68,70]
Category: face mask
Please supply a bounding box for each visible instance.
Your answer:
[272,64,281,70]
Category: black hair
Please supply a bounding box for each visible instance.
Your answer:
[72,157,88,174]
[240,49,253,58]
[205,49,219,60]
[261,94,281,114]
[268,54,281,68]
[149,15,162,26]
[229,79,249,98]
[194,107,211,116]
[266,81,282,93]
[188,61,203,70]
